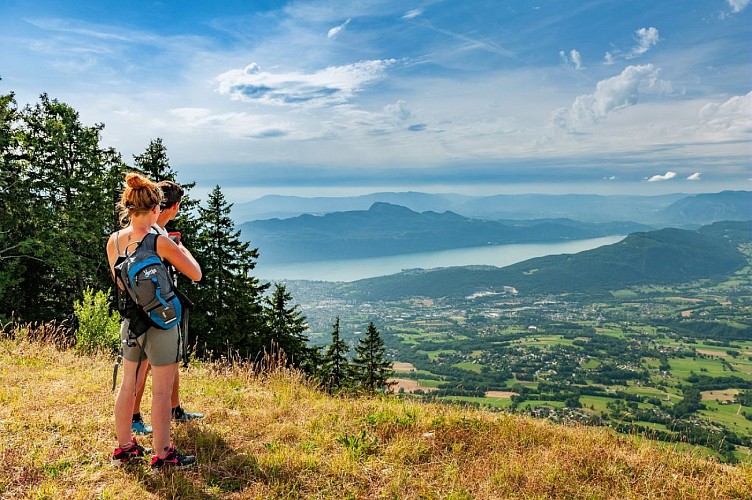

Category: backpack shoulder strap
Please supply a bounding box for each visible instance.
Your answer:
[141,232,159,253]
[114,230,122,255]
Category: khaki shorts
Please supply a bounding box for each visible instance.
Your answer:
[120,319,182,366]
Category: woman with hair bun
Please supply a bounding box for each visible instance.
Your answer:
[106,172,202,468]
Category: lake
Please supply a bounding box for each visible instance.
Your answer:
[253,235,625,282]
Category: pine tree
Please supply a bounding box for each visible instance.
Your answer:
[131,138,199,237]
[132,138,178,181]
[264,283,316,372]
[352,322,394,394]
[191,185,268,359]
[321,316,351,392]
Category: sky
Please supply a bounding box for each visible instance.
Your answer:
[1,0,750,203]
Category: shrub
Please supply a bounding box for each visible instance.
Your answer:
[73,288,120,355]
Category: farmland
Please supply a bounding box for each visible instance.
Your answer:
[289,244,752,461]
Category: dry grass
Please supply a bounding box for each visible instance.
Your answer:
[1,326,752,499]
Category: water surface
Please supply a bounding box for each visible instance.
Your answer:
[254,235,625,282]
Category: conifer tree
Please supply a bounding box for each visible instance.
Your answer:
[264,283,317,372]
[321,316,351,392]
[352,322,394,394]
[191,185,268,359]
[11,94,116,320]
[131,138,199,237]
[0,91,28,320]
[132,138,178,181]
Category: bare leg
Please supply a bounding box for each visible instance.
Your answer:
[115,359,149,445]
[133,362,151,416]
[171,369,180,409]
[150,362,177,458]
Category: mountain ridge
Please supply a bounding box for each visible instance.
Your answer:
[340,220,751,300]
[240,202,651,264]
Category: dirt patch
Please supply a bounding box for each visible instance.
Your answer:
[389,378,437,393]
[666,297,704,303]
[701,389,739,402]
[485,391,518,399]
[392,362,416,372]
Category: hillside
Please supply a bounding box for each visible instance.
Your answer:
[2,333,751,499]
[662,190,752,226]
[344,220,751,300]
[239,203,649,264]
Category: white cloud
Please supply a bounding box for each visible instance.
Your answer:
[647,171,677,182]
[727,0,750,13]
[687,172,702,181]
[552,64,672,130]
[570,49,582,69]
[402,9,422,20]
[327,18,351,39]
[384,100,413,121]
[215,59,397,107]
[559,49,583,69]
[167,107,300,139]
[627,27,660,58]
[698,91,752,136]
[604,52,615,65]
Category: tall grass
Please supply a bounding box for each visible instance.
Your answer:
[1,324,751,499]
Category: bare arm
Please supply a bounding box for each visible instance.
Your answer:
[106,233,118,282]
[156,235,202,282]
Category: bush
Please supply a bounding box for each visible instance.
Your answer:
[73,288,120,354]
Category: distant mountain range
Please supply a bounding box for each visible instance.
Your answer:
[240,202,651,264]
[661,191,752,225]
[339,220,751,300]
[232,190,751,226]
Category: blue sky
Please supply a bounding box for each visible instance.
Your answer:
[1,0,750,202]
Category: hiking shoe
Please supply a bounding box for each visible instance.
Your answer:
[131,418,153,435]
[151,446,196,469]
[112,437,149,465]
[172,405,203,422]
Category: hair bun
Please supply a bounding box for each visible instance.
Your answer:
[125,172,149,189]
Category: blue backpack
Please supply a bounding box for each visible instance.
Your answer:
[116,233,182,330]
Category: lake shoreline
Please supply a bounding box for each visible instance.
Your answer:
[254,235,626,282]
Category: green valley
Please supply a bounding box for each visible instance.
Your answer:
[287,221,752,462]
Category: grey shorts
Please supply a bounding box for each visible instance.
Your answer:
[120,319,182,366]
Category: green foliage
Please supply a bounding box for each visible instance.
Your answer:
[335,430,378,459]
[1,93,125,321]
[352,322,393,394]
[264,283,317,372]
[72,288,119,354]
[321,316,351,392]
[0,93,313,369]
[190,185,269,359]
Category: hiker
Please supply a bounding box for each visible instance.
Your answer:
[107,172,202,468]
[131,180,203,436]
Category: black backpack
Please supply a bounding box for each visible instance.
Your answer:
[115,233,182,331]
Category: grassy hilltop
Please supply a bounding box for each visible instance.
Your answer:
[2,333,752,499]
